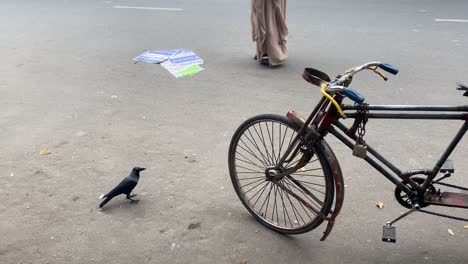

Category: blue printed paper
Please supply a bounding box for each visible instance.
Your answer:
[133,50,178,64]
[134,48,204,78]
[168,49,204,65]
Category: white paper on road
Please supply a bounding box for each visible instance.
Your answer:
[161,60,204,78]
[134,49,204,77]
[133,50,179,64]
[160,49,204,78]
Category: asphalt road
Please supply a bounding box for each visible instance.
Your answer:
[0,0,467,263]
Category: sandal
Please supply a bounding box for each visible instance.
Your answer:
[254,54,269,65]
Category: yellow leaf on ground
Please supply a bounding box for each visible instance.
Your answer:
[376,201,384,209]
[448,229,455,236]
[39,149,51,155]
[464,225,468,229]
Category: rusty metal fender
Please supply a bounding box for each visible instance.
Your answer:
[286,110,345,241]
[316,139,345,241]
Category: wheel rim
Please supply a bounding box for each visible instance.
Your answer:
[232,119,329,230]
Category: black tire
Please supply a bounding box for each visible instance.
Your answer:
[228,114,335,234]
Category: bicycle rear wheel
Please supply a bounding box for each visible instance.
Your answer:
[228,114,334,234]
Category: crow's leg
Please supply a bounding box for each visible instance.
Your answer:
[126,193,139,202]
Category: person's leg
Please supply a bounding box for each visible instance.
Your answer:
[265,0,288,66]
[251,0,268,64]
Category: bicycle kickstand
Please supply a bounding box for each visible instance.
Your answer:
[382,206,420,243]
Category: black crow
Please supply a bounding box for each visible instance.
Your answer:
[99,167,145,208]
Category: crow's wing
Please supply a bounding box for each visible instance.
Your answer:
[106,177,137,197]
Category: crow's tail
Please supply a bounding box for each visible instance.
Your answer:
[99,196,113,208]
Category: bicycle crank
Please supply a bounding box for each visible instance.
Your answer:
[394,177,435,209]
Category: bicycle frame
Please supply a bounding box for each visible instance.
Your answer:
[285,96,468,193]
[336,103,468,191]
[275,94,468,240]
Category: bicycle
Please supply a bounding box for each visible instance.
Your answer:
[228,62,468,242]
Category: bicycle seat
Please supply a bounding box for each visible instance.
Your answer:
[302,68,331,87]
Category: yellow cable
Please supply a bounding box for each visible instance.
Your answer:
[320,84,345,117]
[318,65,383,118]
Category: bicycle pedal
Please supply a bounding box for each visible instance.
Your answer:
[440,159,454,173]
[382,225,396,243]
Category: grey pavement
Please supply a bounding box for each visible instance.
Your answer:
[0,0,467,263]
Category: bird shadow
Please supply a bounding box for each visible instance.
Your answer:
[98,198,140,213]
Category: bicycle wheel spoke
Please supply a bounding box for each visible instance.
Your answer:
[254,123,275,165]
[271,184,278,223]
[286,127,296,149]
[287,178,326,195]
[296,167,322,173]
[286,156,319,169]
[235,165,263,174]
[238,139,268,167]
[284,178,323,209]
[274,185,281,225]
[249,181,270,204]
[243,179,269,195]
[274,184,281,225]
[261,122,276,165]
[292,173,324,178]
[284,178,324,209]
[277,124,284,162]
[259,183,274,217]
[298,168,323,173]
[238,176,266,181]
[266,122,277,164]
[237,145,266,168]
[240,178,265,189]
[284,183,314,221]
[245,128,271,167]
[292,179,325,188]
[282,182,307,225]
[279,126,294,160]
[251,182,271,207]
[264,183,273,218]
[278,184,292,227]
[251,124,272,165]
[235,157,265,170]
[236,148,263,167]
[285,157,300,168]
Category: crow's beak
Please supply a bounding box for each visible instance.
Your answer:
[140,168,146,171]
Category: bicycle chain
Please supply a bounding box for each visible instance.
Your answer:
[419,181,468,222]
[434,181,468,191]
[419,209,468,222]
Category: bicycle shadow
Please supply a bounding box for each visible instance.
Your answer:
[230,207,326,247]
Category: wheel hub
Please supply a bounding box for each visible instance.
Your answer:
[265,167,284,181]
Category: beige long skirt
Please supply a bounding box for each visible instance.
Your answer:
[251,0,288,66]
